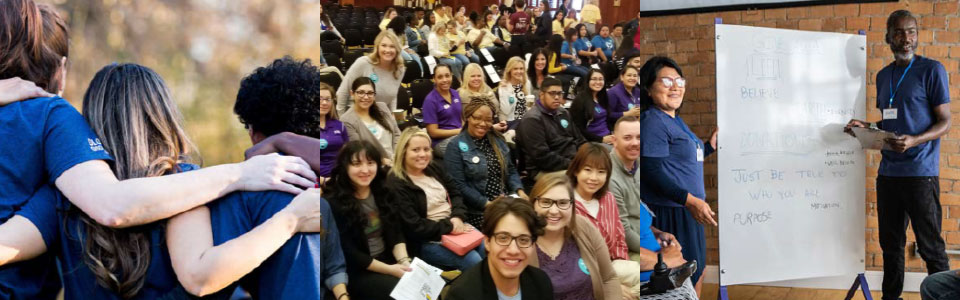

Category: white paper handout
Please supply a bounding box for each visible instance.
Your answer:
[480,48,495,62]
[423,56,438,75]
[390,258,445,300]
[484,65,501,83]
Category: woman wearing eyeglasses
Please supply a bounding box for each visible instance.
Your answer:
[341,77,401,165]
[446,197,552,300]
[636,56,718,296]
[606,66,645,122]
[527,173,620,300]
[444,99,526,229]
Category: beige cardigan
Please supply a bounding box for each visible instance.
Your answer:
[529,214,622,300]
[340,102,401,158]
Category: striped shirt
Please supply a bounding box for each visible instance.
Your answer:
[574,191,629,260]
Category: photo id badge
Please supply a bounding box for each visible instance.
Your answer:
[696,147,704,162]
[882,108,898,120]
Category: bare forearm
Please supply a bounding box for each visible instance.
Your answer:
[57,161,243,228]
[427,127,461,139]
[0,216,46,266]
[393,243,409,261]
[367,259,396,275]
[332,284,349,300]
[177,211,298,296]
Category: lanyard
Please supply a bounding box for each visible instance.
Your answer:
[888,57,914,108]
[672,115,700,150]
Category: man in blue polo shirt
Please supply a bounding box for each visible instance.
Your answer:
[846,10,951,300]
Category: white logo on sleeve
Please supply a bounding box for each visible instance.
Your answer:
[88,138,104,152]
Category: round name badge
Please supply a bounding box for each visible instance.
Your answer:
[627,103,635,110]
[471,156,480,163]
[459,141,469,152]
[369,73,379,83]
[560,119,569,128]
[443,104,450,110]
[509,96,516,104]
[594,106,602,113]
[317,138,329,150]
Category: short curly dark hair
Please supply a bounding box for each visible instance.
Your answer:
[234,56,335,139]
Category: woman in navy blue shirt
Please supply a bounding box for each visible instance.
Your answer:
[636,56,717,295]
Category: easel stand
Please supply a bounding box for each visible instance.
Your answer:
[844,273,873,300]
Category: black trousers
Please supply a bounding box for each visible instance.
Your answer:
[876,175,950,300]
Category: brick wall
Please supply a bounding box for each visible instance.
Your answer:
[623,0,960,272]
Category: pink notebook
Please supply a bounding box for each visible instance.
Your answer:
[441,229,484,256]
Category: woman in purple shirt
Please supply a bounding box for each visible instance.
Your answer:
[422,64,464,149]
[569,69,613,144]
[527,173,620,300]
[605,66,644,121]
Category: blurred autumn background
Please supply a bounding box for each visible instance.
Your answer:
[53,0,333,165]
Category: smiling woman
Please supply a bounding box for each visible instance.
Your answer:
[386,128,484,271]
[444,98,526,228]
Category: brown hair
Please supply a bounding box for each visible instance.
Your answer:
[528,172,578,236]
[565,143,612,199]
[0,0,68,93]
[482,197,546,242]
[80,63,196,298]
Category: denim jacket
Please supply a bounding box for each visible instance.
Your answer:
[405,26,424,49]
[443,131,523,211]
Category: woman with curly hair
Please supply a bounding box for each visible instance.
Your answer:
[326,140,411,300]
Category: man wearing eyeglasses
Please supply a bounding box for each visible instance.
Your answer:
[516,78,587,181]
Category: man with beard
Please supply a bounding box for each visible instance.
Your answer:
[845,10,951,300]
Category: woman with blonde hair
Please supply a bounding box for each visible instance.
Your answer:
[379,7,398,31]
[385,128,483,270]
[458,63,496,106]
[336,30,406,113]
[527,172,621,300]
[496,57,532,125]
[427,20,464,81]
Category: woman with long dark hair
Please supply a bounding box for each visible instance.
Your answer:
[341,77,401,164]
[527,48,554,95]
[326,141,411,300]
[569,69,613,143]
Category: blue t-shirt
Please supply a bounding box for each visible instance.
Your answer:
[0,97,112,299]
[875,56,950,177]
[637,109,706,208]
[560,41,576,65]
[573,38,592,55]
[30,164,199,300]
[591,35,614,59]
[422,89,463,146]
[207,190,348,299]
[313,120,350,177]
